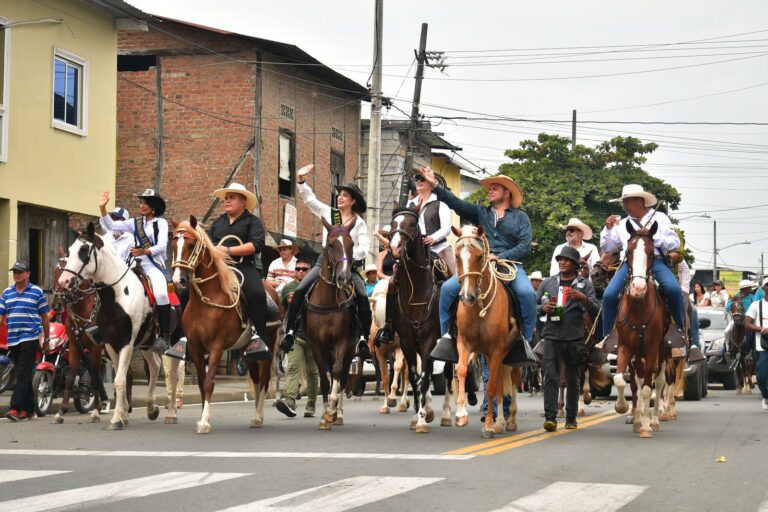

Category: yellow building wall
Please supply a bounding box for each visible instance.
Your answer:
[0,0,117,286]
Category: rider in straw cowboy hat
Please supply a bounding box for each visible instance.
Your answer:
[549,217,599,277]
[600,183,687,342]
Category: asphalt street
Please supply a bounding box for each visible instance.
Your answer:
[1,385,767,512]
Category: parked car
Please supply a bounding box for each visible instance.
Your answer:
[700,306,738,390]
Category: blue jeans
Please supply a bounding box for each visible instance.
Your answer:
[480,355,511,419]
[439,265,536,342]
[689,301,700,347]
[602,260,685,335]
[756,350,768,399]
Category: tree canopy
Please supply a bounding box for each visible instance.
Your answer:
[468,133,685,274]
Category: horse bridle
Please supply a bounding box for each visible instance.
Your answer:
[60,237,133,294]
[455,232,499,318]
[319,227,354,293]
[624,231,656,285]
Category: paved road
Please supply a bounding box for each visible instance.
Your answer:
[1,385,767,511]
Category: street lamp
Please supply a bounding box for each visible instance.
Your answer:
[714,239,751,281]
[676,213,711,222]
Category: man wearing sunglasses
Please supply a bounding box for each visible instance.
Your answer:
[548,218,599,277]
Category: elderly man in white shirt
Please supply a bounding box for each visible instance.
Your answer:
[600,184,686,338]
[549,217,599,277]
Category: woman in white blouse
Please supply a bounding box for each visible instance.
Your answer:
[407,172,456,275]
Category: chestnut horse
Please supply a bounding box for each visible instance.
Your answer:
[304,217,359,430]
[171,217,279,433]
[388,208,451,433]
[727,298,756,394]
[454,225,521,438]
[370,279,410,414]
[613,222,669,438]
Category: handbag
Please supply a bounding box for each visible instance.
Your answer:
[760,301,768,351]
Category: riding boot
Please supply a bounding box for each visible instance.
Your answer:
[502,336,539,367]
[245,330,272,362]
[430,334,459,364]
[149,305,171,354]
[374,282,398,347]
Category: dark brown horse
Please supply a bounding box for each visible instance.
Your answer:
[590,251,621,298]
[613,222,669,438]
[304,217,359,430]
[388,208,450,433]
[727,297,756,394]
[171,217,279,433]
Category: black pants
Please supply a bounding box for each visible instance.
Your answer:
[542,338,585,422]
[239,264,267,338]
[9,339,37,414]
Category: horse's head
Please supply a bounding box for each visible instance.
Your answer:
[388,207,421,260]
[171,216,201,290]
[322,216,357,290]
[590,251,619,293]
[728,297,745,326]
[625,221,658,299]
[58,222,112,291]
[454,224,487,306]
[578,251,592,279]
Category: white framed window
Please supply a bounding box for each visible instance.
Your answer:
[52,48,88,136]
[0,16,10,162]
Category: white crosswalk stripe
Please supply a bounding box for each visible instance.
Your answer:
[490,481,647,512]
[0,470,70,484]
[217,476,444,512]
[0,471,250,512]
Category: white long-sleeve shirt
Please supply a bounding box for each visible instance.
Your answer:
[549,241,600,276]
[406,192,452,254]
[297,182,370,261]
[600,209,679,257]
[100,214,169,268]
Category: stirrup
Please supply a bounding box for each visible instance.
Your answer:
[165,337,187,361]
[356,337,371,359]
[280,331,295,353]
[245,336,272,362]
[374,325,394,347]
[430,334,459,364]
[503,337,538,367]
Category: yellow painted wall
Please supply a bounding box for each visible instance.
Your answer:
[0,0,117,286]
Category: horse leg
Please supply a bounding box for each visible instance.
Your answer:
[506,367,520,432]
[164,357,181,425]
[454,338,470,428]
[106,345,133,430]
[398,353,410,412]
[582,365,592,406]
[377,347,392,414]
[415,355,433,434]
[651,362,666,433]
[196,349,222,434]
[318,361,332,430]
[636,365,653,438]
[483,353,503,438]
[52,339,80,425]
[249,359,268,428]
[404,347,420,430]
[141,351,161,421]
[441,364,453,427]
[614,345,631,415]
[88,345,107,423]
[335,385,345,425]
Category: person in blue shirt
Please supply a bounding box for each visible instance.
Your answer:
[418,166,537,364]
[1,261,50,421]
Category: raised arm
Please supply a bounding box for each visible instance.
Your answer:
[296,164,331,221]
[420,166,482,224]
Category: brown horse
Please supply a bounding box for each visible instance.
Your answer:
[170,217,279,433]
[727,297,756,394]
[590,251,621,298]
[304,217,359,430]
[388,208,451,433]
[453,225,521,438]
[613,222,669,438]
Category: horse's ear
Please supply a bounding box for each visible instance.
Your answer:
[322,217,332,234]
[344,216,357,231]
[451,226,461,237]
[625,221,636,237]
[170,219,178,230]
[583,250,592,261]
[86,222,95,239]
[189,215,198,230]
[477,226,485,238]
[648,221,658,237]
[57,246,65,258]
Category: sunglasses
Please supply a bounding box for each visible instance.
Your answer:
[413,175,425,182]
[295,267,310,272]
[565,227,581,233]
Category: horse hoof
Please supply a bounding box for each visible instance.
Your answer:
[318,419,332,430]
[736,388,743,395]
[505,421,517,432]
[398,402,409,412]
[122,418,129,427]
[493,424,504,434]
[615,404,629,415]
[107,421,124,431]
[387,398,397,407]
[633,422,642,433]
[583,393,593,405]
[88,415,100,424]
[164,416,178,425]
[481,429,495,439]
[744,388,752,395]
[577,409,585,417]
[425,409,435,423]
[441,417,452,427]
[660,414,672,422]
[410,418,417,430]
[333,417,344,426]
[639,430,653,438]
[195,423,212,434]
[52,416,64,425]
[651,422,660,432]
[250,418,263,428]
[147,407,160,422]
[415,424,429,434]
[455,416,469,428]
[625,415,635,425]
[379,406,390,414]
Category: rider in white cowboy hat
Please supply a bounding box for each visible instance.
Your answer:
[548,217,599,277]
[267,239,299,294]
[600,183,686,341]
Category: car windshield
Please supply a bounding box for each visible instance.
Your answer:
[698,310,726,330]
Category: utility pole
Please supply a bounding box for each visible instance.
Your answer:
[761,251,764,283]
[398,23,428,206]
[572,109,577,149]
[366,0,383,263]
[713,220,718,282]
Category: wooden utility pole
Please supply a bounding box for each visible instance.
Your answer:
[366,0,383,263]
[572,109,577,149]
[398,23,428,206]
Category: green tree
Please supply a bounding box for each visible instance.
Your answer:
[469,133,684,273]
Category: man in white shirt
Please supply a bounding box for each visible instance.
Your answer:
[99,207,134,262]
[267,239,298,294]
[600,184,686,338]
[745,277,768,410]
[549,217,599,277]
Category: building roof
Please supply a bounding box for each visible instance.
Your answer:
[362,119,461,151]
[149,15,370,101]
[432,152,475,173]
[82,0,149,20]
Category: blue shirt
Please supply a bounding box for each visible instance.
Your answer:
[725,293,755,315]
[0,283,50,347]
[433,186,532,262]
[365,279,378,297]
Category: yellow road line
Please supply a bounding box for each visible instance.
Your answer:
[443,410,619,457]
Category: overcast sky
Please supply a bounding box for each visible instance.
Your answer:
[128,0,768,275]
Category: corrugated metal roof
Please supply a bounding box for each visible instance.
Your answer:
[362,119,461,151]
[81,0,149,20]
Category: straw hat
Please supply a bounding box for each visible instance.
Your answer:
[529,271,543,281]
[739,279,756,290]
[364,263,378,274]
[560,217,593,240]
[277,239,299,255]
[609,184,657,208]
[214,183,258,211]
[479,175,523,208]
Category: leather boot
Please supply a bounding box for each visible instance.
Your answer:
[149,305,171,354]
[245,332,272,361]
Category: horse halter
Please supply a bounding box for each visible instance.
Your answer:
[172,227,207,272]
[320,227,353,291]
[59,239,99,290]
[389,210,420,244]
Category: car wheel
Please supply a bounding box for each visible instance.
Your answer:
[720,370,738,390]
[683,364,703,401]
[700,363,708,398]
[432,373,446,395]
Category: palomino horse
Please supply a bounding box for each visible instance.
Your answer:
[370,279,410,414]
[305,217,360,430]
[388,208,451,433]
[613,222,669,438]
[58,223,163,430]
[454,225,521,438]
[727,298,756,394]
[171,217,279,433]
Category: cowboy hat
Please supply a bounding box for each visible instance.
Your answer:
[364,263,378,274]
[763,277,768,287]
[609,184,657,207]
[136,188,166,217]
[560,217,593,240]
[738,279,756,290]
[335,182,367,214]
[277,239,299,255]
[529,270,543,281]
[479,175,523,208]
[214,183,258,211]
[555,246,581,266]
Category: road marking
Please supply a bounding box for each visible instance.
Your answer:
[444,411,620,456]
[0,449,473,461]
[0,472,250,512]
[490,481,647,512]
[217,476,443,512]
[0,470,70,484]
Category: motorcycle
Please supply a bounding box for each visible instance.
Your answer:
[32,322,97,416]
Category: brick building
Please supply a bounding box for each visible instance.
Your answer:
[116,16,368,261]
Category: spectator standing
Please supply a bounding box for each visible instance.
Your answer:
[549,218,600,277]
[267,239,298,294]
[745,277,768,411]
[692,283,709,306]
[364,264,379,296]
[529,271,543,292]
[709,280,729,308]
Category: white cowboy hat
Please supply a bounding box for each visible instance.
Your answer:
[529,271,543,281]
[738,279,756,291]
[609,184,657,207]
[560,217,593,240]
[761,276,768,287]
[214,183,258,211]
[479,175,524,208]
[364,263,378,274]
[277,239,299,255]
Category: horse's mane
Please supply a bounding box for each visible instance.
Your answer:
[179,221,238,302]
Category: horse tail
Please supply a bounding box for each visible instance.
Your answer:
[588,363,612,391]
[502,365,521,396]
[372,279,389,328]
[672,359,686,397]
